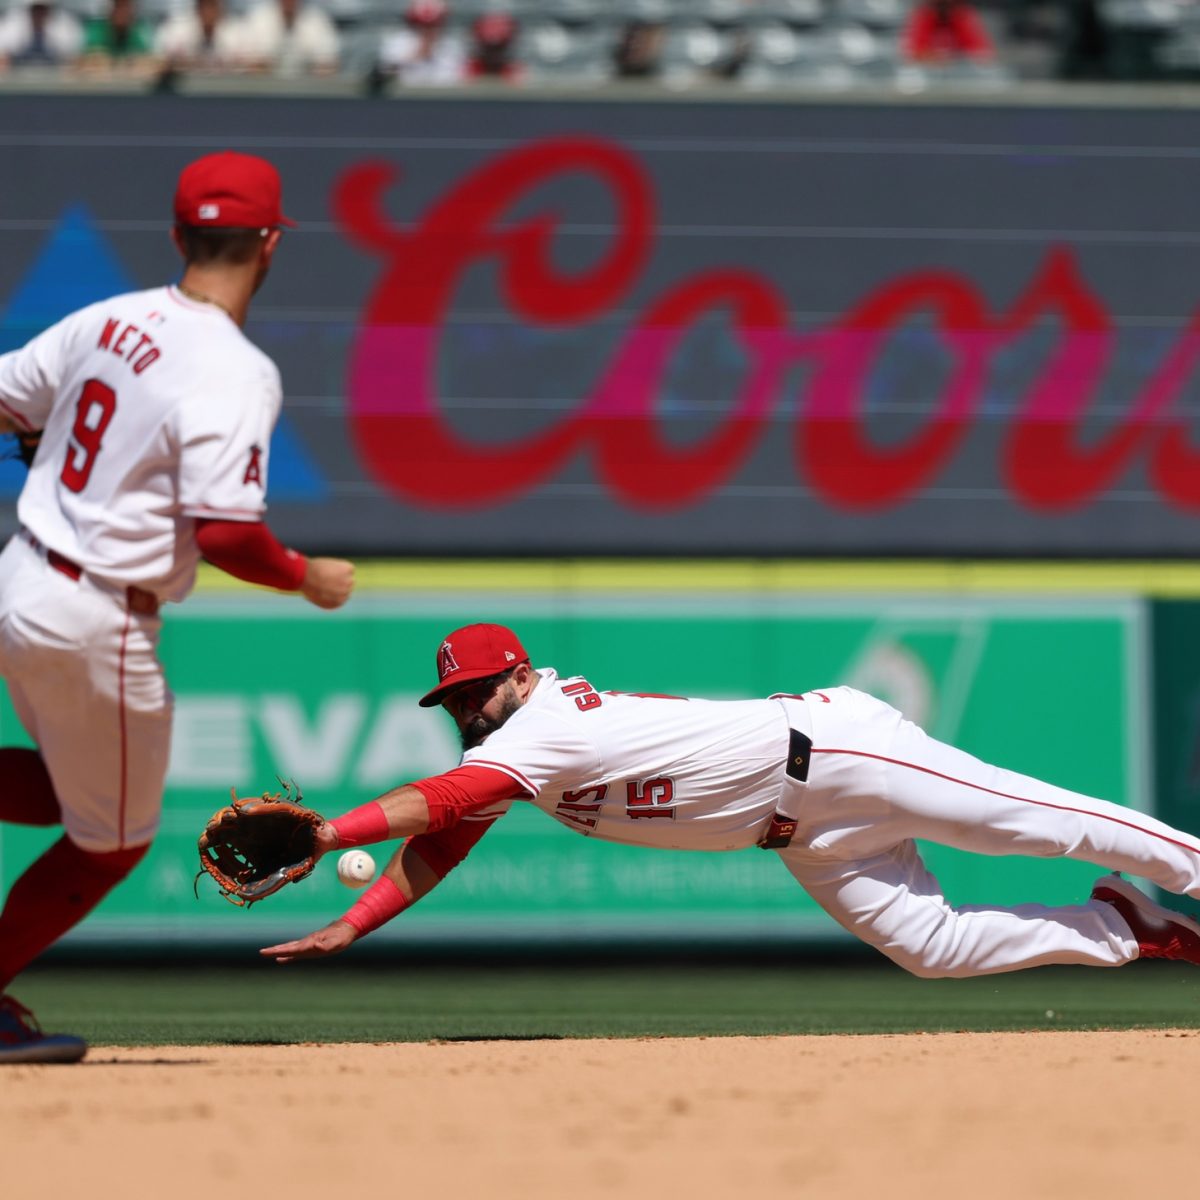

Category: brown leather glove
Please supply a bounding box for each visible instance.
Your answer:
[196,782,324,907]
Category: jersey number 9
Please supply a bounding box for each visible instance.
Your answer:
[61,379,117,494]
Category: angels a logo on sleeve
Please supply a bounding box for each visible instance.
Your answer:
[243,443,264,487]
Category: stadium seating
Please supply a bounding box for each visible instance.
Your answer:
[0,0,1054,90]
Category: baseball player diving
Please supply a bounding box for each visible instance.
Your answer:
[0,151,355,1063]
[260,622,1200,975]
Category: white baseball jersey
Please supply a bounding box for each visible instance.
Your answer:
[451,674,1200,978]
[0,284,280,602]
[461,668,793,850]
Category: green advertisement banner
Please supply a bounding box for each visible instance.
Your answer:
[1148,600,1200,922]
[0,594,1148,948]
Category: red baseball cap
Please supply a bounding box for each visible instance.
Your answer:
[419,623,529,708]
[473,12,516,43]
[406,0,447,24]
[173,151,295,230]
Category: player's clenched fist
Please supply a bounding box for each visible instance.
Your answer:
[301,556,355,610]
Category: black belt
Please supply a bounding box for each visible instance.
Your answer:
[22,529,160,616]
[758,728,812,850]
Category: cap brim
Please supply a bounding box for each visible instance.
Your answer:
[417,659,529,708]
[278,214,297,228]
[418,666,502,708]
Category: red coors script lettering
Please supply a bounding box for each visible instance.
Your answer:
[336,137,1200,514]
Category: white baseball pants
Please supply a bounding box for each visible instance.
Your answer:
[0,534,172,852]
[775,688,1200,977]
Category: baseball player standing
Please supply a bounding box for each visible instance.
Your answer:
[0,151,354,1063]
[263,623,1200,975]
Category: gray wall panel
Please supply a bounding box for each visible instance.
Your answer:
[1,94,1199,555]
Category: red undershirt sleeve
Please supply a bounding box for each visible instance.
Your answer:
[412,765,531,832]
[405,817,498,881]
[194,516,307,591]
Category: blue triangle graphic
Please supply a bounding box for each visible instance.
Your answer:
[0,206,328,501]
[268,416,328,501]
[0,204,132,350]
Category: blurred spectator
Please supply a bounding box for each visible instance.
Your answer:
[465,11,522,81]
[902,0,995,62]
[154,0,247,73]
[0,0,83,69]
[77,0,157,74]
[709,26,750,80]
[376,0,464,86]
[613,19,664,78]
[239,0,340,76]
[1057,0,1111,79]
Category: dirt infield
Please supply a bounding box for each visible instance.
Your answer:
[5,1030,1195,1199]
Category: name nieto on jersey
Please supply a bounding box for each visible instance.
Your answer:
[98,317,161,375]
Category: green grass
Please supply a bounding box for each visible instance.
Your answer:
[11,960,1200,1044]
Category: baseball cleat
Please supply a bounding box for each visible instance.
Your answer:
[0,994,87,1064]
[1091,873,1200,966]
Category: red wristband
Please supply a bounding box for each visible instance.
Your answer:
[330,801,390,847]
[342,875,408,935]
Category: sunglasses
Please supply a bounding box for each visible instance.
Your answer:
[443,667,516,709]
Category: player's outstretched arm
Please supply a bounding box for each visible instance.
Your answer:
[300,556,355,610]
[260,840,441,963]
[327,783,432,846]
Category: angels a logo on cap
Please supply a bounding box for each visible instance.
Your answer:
[438,641,460,679]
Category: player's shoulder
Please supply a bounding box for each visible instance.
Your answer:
[95,285,169,315]
[523,671,611,726]
[238,337,282,387]
[158,289,281,388]
[70,285,198,340]
[178,343,281,417]
[203,328,279,389]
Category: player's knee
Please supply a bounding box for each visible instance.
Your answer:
[72,841,150,882]
[0,747,61,826]
[890,954,956,980]
[872,941,959,979]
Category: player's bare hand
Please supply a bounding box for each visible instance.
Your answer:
[301,557,354,610]
[260,918,357,963]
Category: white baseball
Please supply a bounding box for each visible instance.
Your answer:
[336,850,376,888]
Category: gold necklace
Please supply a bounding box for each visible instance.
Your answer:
[176,283,236,322]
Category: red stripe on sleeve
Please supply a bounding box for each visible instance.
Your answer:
[0,399,34,432]
[464,758,538,796]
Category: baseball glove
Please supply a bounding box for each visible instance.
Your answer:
[196,781,325,907]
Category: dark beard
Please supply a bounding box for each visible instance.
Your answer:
[458,688,521,750]
[459,716,496,750]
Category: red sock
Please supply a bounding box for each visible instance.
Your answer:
[0,749,60,825]
[0,836,148,991]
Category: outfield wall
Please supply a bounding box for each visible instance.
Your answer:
[0,570,1150,948]
[3,94,1200,556]
[3,86,1199,947]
